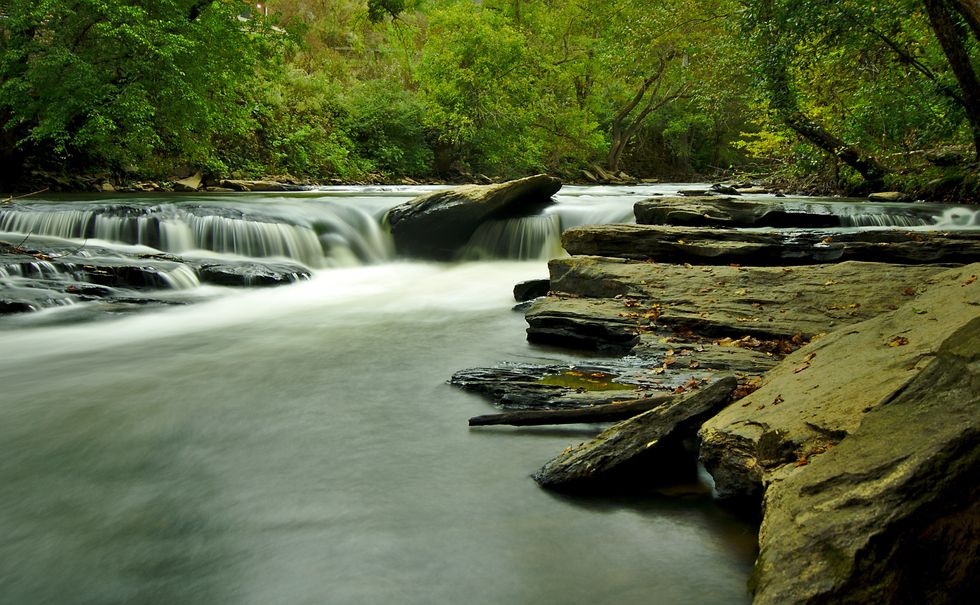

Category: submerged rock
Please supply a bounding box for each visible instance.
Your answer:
[386,174,561,260]
[532,375,737,490]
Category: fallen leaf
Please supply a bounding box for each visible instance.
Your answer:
[794,362,811,373]
[888,336,910,347]
[902,287,915,296]
[689,360,700,369]
[772,394,784,405]
[964,275,977,286]
[803,352,817,363]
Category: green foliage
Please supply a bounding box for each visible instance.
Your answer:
[415,3,543,174]
[0,0,276,176]
[0,0,973,188]
[339,80,433,176]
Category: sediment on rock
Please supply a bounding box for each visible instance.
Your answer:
[526,256,945,351]
[698,262,980,502]
[748,315,980,604]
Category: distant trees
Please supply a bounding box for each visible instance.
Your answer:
[0,0,275,184]
[0,0,974,187]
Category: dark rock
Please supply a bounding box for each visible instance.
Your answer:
[532,375,738,490]
[633,196,841,228]
[192,261,312,287]
[710,184,742,195]
[452,359,709,410]
[513,278,550,301]
[386,174,562,260]
[525,297,642,353]
[561,224,980,265]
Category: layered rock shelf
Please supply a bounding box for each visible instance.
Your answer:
[452,187,980,604]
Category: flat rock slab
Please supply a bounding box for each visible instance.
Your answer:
[386,174,561,260]
[750,315,979,604]
[532,376,737,490]
[561,224,980,265]
[634,196,842,228]
[527,257,945,349]
[451,360,709,410]
[698,263,980,501]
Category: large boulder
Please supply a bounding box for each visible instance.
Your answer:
[748,315,980,604]
[699,262,980,502]
[386,174,561,260]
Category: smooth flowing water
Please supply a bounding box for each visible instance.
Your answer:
[2,185,971,604]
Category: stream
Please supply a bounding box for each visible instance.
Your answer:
[1,185,974,604]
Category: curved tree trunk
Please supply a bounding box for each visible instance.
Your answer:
[924,0,980,161]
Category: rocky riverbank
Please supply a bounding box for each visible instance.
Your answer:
[435,184,980,603]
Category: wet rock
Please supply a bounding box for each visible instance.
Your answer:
[736,186,770,194]
[173,172,202,192]
[513,278,550,302]
[868,191,912,202]
[192,261,311,287]
[748,314,980,604]
[710,184,742,195]
[561,224,980,265]
[633,196,840,228]
[386,174,562,260]
[451,357,709,410]
[698,263,980,503]
[532,375,737,490]
[217,179,303,192]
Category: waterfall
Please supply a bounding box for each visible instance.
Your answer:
[0,200,392,268]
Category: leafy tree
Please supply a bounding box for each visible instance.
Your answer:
[0,0,281,183]
[415,2,542,174]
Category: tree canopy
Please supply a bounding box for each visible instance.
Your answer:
[0,0,976,195]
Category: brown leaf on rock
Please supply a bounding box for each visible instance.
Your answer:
[964,275,977,286]
[888,336,910,347]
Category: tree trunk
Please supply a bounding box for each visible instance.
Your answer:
[783,112,888,186]
[923,0,980,161]
[469,396,673,427]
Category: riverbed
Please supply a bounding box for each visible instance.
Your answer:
[8,184,952,604]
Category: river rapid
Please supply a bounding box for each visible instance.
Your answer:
[4,185,971,604]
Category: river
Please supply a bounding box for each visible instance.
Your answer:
[6,184,968,604]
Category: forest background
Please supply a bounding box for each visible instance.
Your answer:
[0,0,977,198]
